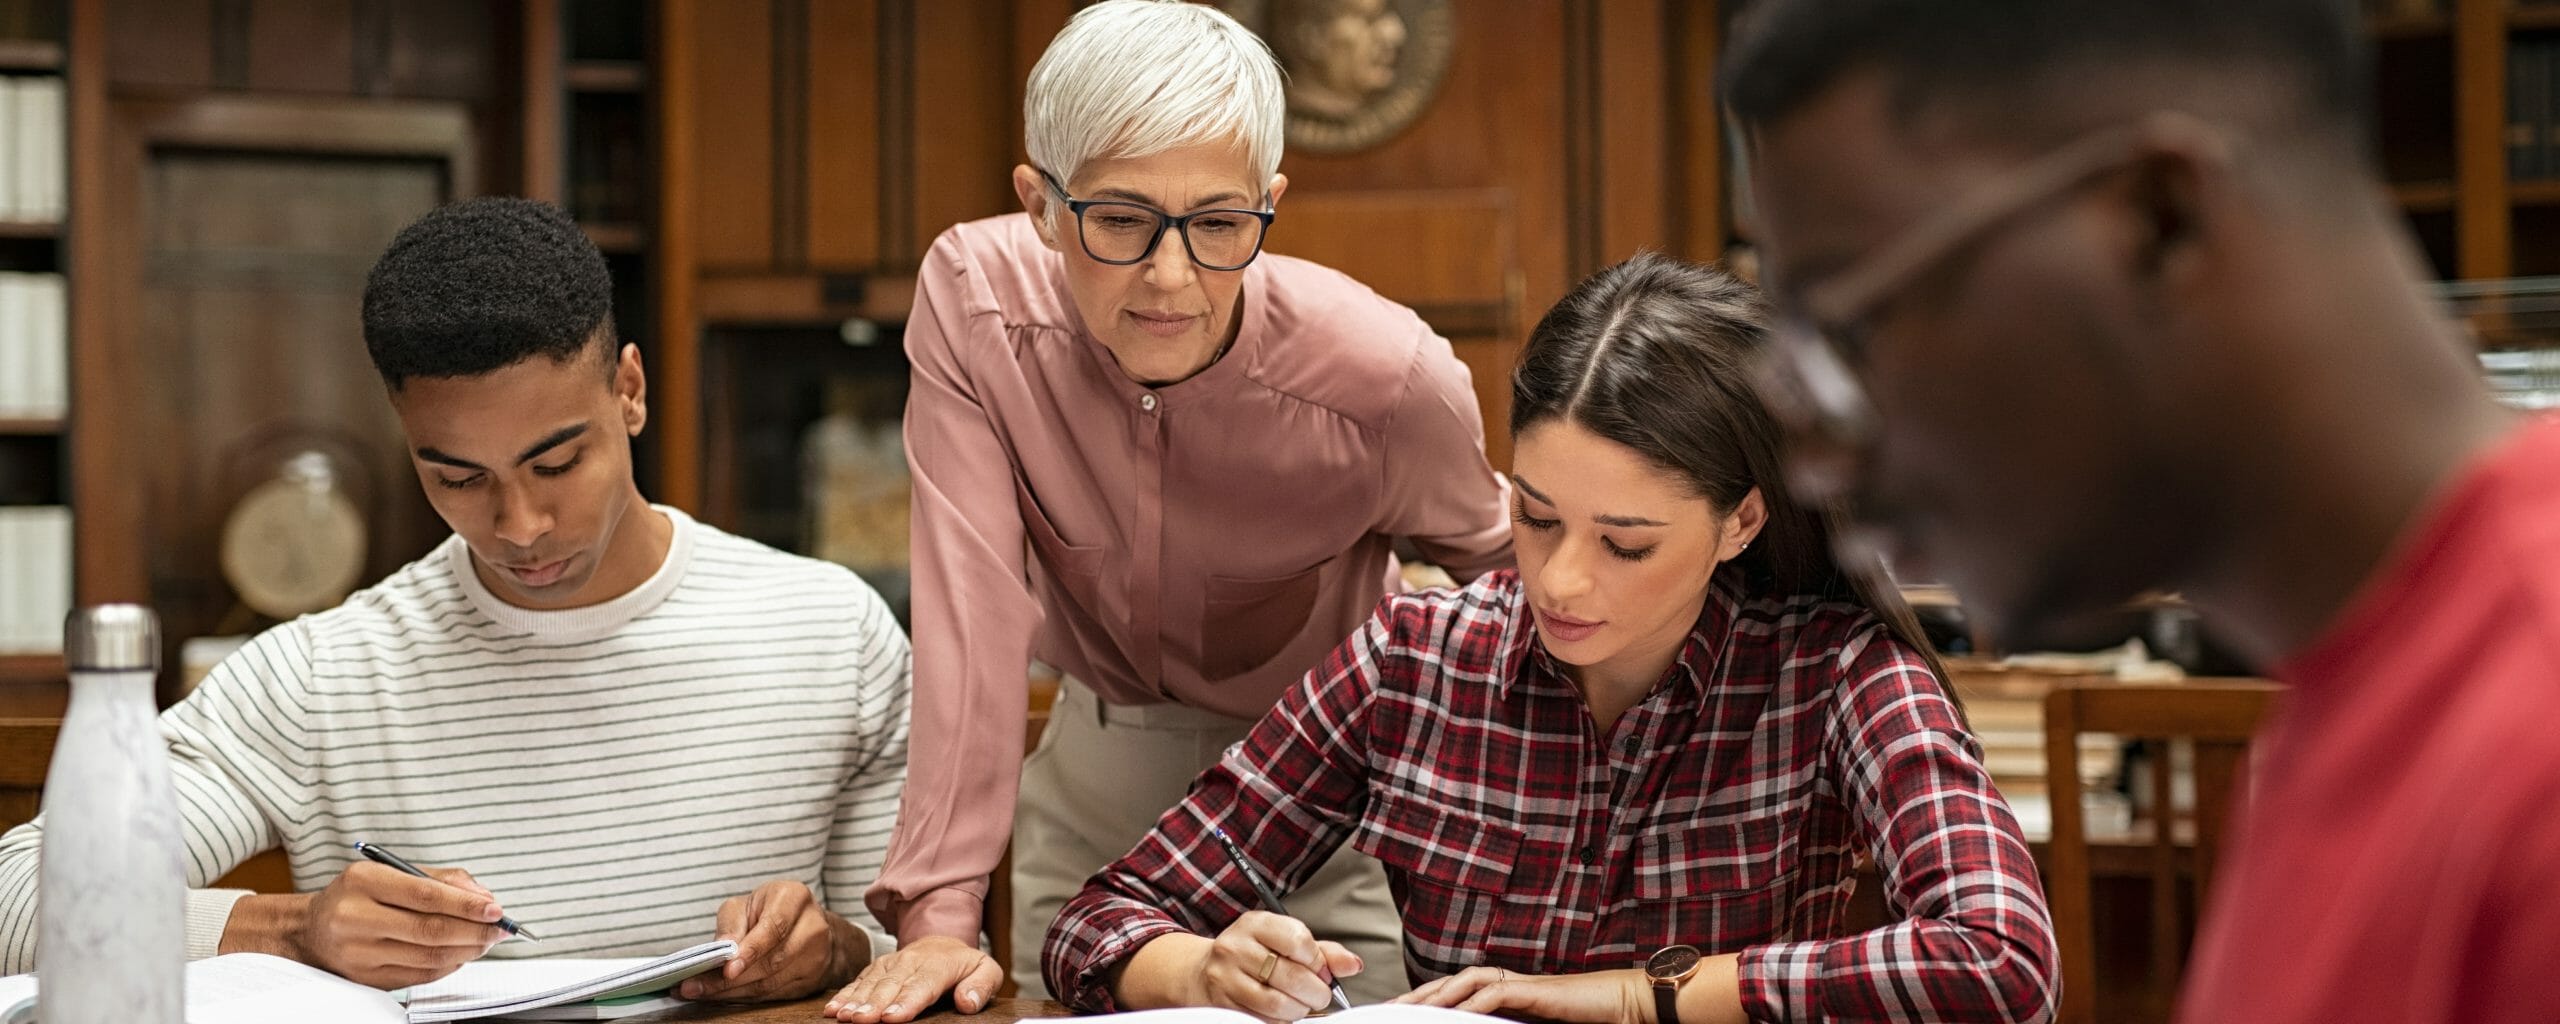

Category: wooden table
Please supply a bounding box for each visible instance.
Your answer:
[626,997,1072,1023]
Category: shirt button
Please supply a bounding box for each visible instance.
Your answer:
[1621,738,1639,755]
[1140,394,1158,412]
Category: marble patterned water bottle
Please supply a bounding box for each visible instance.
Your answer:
[38,605,183,1022]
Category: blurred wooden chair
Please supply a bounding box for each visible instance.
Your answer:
[2044,681,2280,1024]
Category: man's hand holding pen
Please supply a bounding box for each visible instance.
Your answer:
[217,858,513,989]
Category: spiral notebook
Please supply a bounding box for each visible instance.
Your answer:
[401,940,737,1022]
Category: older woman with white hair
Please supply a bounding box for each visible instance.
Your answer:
[830,2,1512,1021]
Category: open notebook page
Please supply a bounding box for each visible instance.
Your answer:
[0,953,408,1024]
[403,940,735,1022]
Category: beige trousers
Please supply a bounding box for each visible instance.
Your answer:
[1011,679,1408,1002]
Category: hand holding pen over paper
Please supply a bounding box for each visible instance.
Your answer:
[1109,824,1365,1021]
[212,842,527,990]
[1161,827,1363,1021]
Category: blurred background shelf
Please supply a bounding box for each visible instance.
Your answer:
[0,36,59,71]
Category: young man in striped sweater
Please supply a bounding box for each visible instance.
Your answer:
[0,198,912,1006]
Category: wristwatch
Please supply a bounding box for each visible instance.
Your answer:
[1644,945,1704,1024]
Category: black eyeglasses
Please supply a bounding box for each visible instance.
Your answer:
[1038,169,1276,272]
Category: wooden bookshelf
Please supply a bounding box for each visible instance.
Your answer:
[2362,0,2560,281]
[2368,10,2454,39]
[2512,4,2560,30]
[0,655,64,717]
[2394,180,2460,212]
[0,417,62,435]
[0,220,59,240]
[2513,178,2560,207]
[582,220,645,254]
[0,654,61,687]
[524,0,670,502]
[0,38,61,73]
[564,59,645,93]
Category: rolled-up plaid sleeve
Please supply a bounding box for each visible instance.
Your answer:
[1041,609,1397,1011]
[1737,627,2061,1024]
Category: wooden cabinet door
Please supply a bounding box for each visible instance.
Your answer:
[689,0,1015,277]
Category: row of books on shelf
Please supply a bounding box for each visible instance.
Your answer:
[0,272,65,419]
[2482,347,2560,409]
[2365,0,2560,19]
[0,505,69,654]
[0,1,65,40]
[0,75,63,224]
[2514,39,2560,182]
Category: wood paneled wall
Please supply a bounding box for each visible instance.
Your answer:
[71,0,510,655]
[686,0,1015,278]
[669,0,1733,472]
[100,0,515,192]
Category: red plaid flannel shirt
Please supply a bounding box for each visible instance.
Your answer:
[1044,569,2057,1022]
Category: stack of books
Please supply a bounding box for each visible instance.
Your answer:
[0,271,65,419]
[0,75,63,223]
[2481,347,2560,410]
[2435,277,2560,409]
[0,504,69,654]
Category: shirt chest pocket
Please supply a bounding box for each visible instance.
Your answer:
[1353,789,1524,894]
[1625,814,1801,950]
[1014,481,1104,581]
[1353,789,1541,973]
[1200,565,1325,681]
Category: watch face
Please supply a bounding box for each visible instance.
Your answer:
[1646,944,1701,980]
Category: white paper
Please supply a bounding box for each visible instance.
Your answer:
[11,78,59,222]
[8,80,37,221]
[0,509,25,652]
[0,953,408,1024]
[0,77,17,222]
[184,953,409,1024]
[402,940,734,1022]
[0,273,27,417]
[28,78,59,221]
[0,973,32,1024]
[30,507,67,654]
[28,274,62,418]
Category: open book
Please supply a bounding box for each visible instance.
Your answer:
[0,939,734,1023]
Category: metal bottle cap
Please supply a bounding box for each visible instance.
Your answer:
[65,604,161,672]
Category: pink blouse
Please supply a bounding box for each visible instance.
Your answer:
[866,213,1514,944]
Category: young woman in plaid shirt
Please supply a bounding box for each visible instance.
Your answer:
[1044,254,2059,1024]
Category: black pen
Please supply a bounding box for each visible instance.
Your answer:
[1210,827,1352,1012]
[352,841,540,941]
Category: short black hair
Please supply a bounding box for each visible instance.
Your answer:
[1721,0,2372,150]
[362,197,614,389]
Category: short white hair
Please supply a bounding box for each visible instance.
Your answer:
[1025,0,1285,192]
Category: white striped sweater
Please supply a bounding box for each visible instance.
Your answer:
[0,506,910,970]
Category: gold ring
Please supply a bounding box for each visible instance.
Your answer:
[1256,953,1280,985]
